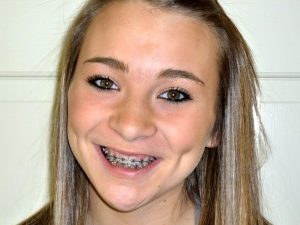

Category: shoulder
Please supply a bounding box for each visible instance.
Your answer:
[17,203,52,225]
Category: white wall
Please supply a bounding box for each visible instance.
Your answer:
[0,1,299,224]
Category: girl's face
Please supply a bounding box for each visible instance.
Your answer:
[68,1,219,213]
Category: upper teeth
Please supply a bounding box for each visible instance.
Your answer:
[101,146,156,169]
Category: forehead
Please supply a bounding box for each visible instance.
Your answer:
[78,1,219,77]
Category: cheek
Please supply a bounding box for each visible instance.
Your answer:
[159,107,215,154]
[67,83,105,164]
[67,84,102,137]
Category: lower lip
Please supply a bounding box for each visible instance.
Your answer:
[94,145,160,178]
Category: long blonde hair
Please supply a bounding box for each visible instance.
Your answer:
[20,1,270,225]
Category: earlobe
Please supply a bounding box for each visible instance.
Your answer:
[206,133,219,148]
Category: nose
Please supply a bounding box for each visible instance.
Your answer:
[108,98,157,142]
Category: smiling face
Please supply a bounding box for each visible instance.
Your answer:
[67,0,219,216]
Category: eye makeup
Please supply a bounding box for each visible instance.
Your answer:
[86,74,120,91]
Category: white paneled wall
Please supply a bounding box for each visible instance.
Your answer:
[0,77,54,225]
[0,1,299,225]
[219,0,300,73]
[260,78,300,224]
[0,0,84,73]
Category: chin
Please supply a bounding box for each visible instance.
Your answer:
[98,185,147,212]
[102,196,146,213]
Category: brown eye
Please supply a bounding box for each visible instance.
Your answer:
[96,78,114,89]
[87,75,119,91]
[167,90,182,101]
[158,88,191,103]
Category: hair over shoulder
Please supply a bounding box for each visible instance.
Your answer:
[18,203,52,225]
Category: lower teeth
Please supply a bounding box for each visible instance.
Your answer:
[101,147,156,169]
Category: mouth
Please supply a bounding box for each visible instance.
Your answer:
[99,146,158,170]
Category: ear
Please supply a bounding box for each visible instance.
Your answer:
[205,133,219,148]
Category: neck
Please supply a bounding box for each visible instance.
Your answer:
[86,185,195,225]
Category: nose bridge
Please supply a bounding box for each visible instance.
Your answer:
[120,95,146,119]
[108,93,157,141]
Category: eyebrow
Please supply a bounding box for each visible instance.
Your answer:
[84,57,129,72]
[159,69,205,86]
[84,56,205,86]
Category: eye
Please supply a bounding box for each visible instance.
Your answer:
[87,75,119,91]
[158,88,192,103]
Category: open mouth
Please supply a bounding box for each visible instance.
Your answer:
[100,146,157,169]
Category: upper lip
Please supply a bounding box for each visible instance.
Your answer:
[99,145,160,159]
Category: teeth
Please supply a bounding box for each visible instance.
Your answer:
[101,146,156,169]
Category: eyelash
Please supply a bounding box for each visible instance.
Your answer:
[86,75,192,103]
[158,87,192,103]
[87,74,119,91]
